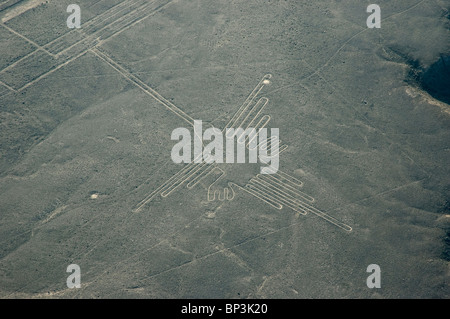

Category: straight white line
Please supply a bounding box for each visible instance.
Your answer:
[90,47,194,126]
[17,50,88,91]
[0,23,55,57]
[0,79,17,92]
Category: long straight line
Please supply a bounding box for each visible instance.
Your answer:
[0,79,17,92]
[0,23,55,57]
[17,50,88,91]
[90,48,194,126]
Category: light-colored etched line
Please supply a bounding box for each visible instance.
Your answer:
[250,177,310,210]
[44,0,139,53]
[133,162,198,212]
[250,140,288,157]
[240,114,271,143]
[253,114,271,129]
[209,185,233,201]
[225,74,271,132]
[248,179,308,215]
[246,182,307,214]
[227,74,269,128]
[225,183,235,200]
[207,171,236,202]
[262,170,302,187]
[186,164,216,189]
[82,0,140,34]
[280,143,288,153]
[53,0,144,54]
[236,97,268,144]
[259,167,304,187]
[275,169,303,185]
[244,97,268,129]
[294,197,352,232]
[1,0,47,22]
[237,97,268,132]
[0,23,55,57]
[159,162,201,195]
[17,50,88,91]
[257,172,310,200]
[46,0,139,53]
[11,1,169,91]
[98,0,172,43]
[247,176,352,231]
[241,184,283,210]
[0,49,38,74]
[135,148,211,211]
[254,175,352,231]
[0,0,22,12]
[244,114,272,149]
[134,74,275,209]
[90,48,194,126]
[160,163,207,197]
[246,116,287,154]
[94,1,152,36]
[55,0,165,58]
[1,1,133,85]
[162,148,215,192]
[206,167,227,201]
[91,191,349,290]
[267,0,427,96]
[0,0,163,79]
[256,174,314,203]
[32,179,423,298]
[0,79,17,92]
[254,140,288,157]
[134,162,209,212]
[259,136,279,151]
[256,135,286,158]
